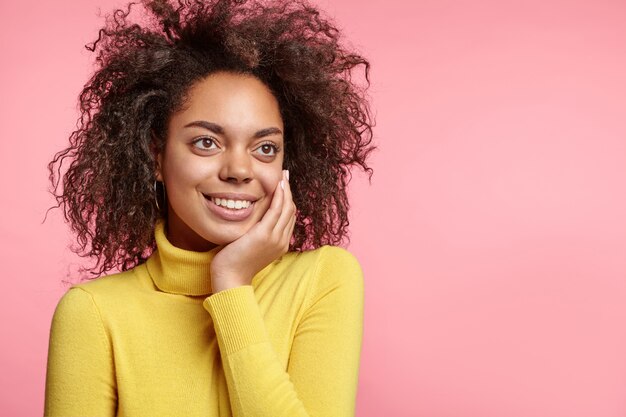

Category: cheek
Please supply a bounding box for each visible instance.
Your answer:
[259,171,283,195]
[164,157,215,187]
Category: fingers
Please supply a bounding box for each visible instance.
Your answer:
[259,170,285,228]
[283,208,296,244]
[273,170,296,235]
[278,170,296,251]
[259,170,296,251]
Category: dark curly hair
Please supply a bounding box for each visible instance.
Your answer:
[47,0,376,279]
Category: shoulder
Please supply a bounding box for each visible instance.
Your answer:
[71,267,141,295]
[52,286,98,320]
[287,244,362,270]
[317,245,363,271]
[295,245,364,304]
[54,267,142,316]
[310,245,363,283]
[49,286,108,345]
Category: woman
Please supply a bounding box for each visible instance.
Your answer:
[44,0,375,415]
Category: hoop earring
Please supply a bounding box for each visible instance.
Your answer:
[154,180,163,211]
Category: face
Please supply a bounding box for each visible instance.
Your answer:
[156,71,285,252]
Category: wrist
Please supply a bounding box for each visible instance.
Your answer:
[211,274,249,293]
[212,282,241,293]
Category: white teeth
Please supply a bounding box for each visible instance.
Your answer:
[212,197,252,209]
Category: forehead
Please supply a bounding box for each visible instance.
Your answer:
[171,71,284,132]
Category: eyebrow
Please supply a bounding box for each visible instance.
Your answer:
[184,120,283,138]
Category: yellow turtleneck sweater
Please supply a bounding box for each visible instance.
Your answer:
[44,219,364,417]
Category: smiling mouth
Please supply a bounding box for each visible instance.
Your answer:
[203,195,255,210]
[203,194,256,221]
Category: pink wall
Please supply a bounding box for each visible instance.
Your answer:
[2,0,626,416]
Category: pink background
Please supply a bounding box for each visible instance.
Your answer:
[2,0,626,416]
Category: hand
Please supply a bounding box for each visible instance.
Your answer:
[210,169,296,293]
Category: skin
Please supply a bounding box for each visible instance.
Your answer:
[156,71,297,293]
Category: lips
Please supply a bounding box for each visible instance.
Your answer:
[203,194,255,221]
[202,192,259,202]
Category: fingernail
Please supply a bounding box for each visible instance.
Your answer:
[280,179,284,190]
[286,170,289,181]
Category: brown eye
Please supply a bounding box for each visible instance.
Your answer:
[192,137,218,151]
[256,142,280,157]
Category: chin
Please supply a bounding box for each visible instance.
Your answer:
[206,226,250,245]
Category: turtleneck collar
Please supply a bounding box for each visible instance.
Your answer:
[146,219,221,296]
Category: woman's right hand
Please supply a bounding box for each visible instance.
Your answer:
[209,169,296,293]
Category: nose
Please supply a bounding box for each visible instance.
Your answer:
[219,146,253,183]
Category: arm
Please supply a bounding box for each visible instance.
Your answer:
[202,246,365,417]
[44,288,117,417]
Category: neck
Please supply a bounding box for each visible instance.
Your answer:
[145,219,221,296]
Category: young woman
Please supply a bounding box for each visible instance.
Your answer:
[44,0,375,415]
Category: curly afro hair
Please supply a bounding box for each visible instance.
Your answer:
[48,0,376,278]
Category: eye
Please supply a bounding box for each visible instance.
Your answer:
[192,137,218,151]
[255,141,281,157]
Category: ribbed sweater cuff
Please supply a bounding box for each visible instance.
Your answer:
[203,285,269,355]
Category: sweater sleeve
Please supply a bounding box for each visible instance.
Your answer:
[202,246,365,417]
[44,287,117,417]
